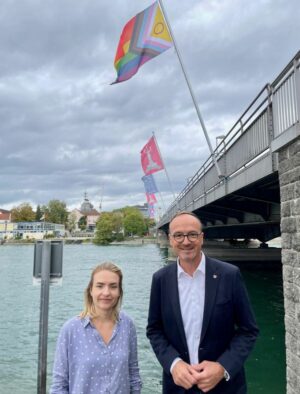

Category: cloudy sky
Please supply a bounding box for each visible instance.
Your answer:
[1,0,299,214]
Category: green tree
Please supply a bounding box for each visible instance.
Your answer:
[11,203,35,222]
[35,204,43,221]
[111,211,124,241]
[78,215,87,231]
[94,212,114,245]
[144,217,156,235]
[123,210,146,236]
[46,200,68,224]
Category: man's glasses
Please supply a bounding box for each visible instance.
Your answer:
[171,232,202,243]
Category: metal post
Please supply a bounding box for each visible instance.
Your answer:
[157,0,224,178]
[294,57,300,122]
[152,132,176,200]
[37,241,51,394]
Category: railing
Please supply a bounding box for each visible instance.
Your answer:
[272,56,300,137]
[159,51,300,226]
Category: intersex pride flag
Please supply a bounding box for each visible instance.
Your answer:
[146,193,157,205]
[142,174,158,194]
[141,136,164,175]
[112,2,173,84]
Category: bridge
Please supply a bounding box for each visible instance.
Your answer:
[157,51,300,243]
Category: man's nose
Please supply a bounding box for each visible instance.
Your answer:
[182,235,191,244]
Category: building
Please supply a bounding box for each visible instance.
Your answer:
[14,221,65,239]
[133,203,150,218]
[0,208,65,240]
[0,209,13,240]
[0,208,11,223]
[69,193,100,232]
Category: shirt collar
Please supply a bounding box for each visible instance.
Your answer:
[177,253,206,278]
[81,313,122,328]
[82,316,91,328]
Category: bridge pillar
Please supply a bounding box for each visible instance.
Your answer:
[156,230,178,259]
[278,136,300,394]
[156,230,169,248]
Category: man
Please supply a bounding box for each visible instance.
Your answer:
[147,212,259,393]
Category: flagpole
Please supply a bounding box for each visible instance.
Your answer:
[157,0,224,178]
[152,132,176,200]
[157,190,166,213]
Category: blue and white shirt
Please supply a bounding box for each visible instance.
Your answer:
[50,311,142,394]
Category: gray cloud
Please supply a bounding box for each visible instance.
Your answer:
[0,0,299,213]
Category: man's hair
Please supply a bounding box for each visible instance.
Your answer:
[169,211,202,231]
[80,262,123,321]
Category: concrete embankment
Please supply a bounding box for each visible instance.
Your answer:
[203,244,281,262]
[202,239,281,262]
[110,238,156,246]
[159,239,282,263]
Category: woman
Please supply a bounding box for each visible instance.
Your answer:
[50,262,142,394]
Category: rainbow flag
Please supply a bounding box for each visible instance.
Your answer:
[112,1,173,84]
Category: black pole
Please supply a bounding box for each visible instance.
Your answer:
[37,241,51,394]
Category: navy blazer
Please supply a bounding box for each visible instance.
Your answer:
[146,257,259,394]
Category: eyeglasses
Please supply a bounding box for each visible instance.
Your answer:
[171,232,202,243]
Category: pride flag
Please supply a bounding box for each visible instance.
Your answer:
[112,1,173,84]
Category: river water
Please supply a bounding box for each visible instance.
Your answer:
[0,243,285,393]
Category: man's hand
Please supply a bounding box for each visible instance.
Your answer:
[171,360,202,390]
[192,361,224,392]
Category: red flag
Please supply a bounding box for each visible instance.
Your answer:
[141,136,164,175]
[146,193,157,204]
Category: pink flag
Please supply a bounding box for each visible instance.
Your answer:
[148,204,155,218]
[146,193,157,205]
[141,136,164,175]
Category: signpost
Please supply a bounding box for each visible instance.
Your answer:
[33,240,63,394]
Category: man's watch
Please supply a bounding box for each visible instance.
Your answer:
[224,369,230,381]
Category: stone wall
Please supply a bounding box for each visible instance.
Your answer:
[278,136,300,394]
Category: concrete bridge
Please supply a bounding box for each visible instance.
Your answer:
[157,51,300,245]
[157,51,300,394]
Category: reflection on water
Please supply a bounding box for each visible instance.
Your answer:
[0,244,285,393]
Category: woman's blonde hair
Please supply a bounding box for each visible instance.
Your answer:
[80,262,123,321]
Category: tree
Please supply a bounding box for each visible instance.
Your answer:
[67,212,77,233]
[94,212,114,245]
[111,211,124,241]
[123,210,146,236]
[35,205,43,221]
[11,203,35,222]
[46,200,68,224]
[78,215,87,231]
[144,217,156,233]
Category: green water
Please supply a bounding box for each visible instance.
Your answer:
[0,244,285,393]
[240,263,286,393]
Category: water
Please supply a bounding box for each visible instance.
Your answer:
[0,243,285,393]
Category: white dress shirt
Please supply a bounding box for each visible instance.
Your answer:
[177,253,206,365]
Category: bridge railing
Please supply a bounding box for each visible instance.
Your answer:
[159,51,300,226]
[272,55,300,137]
